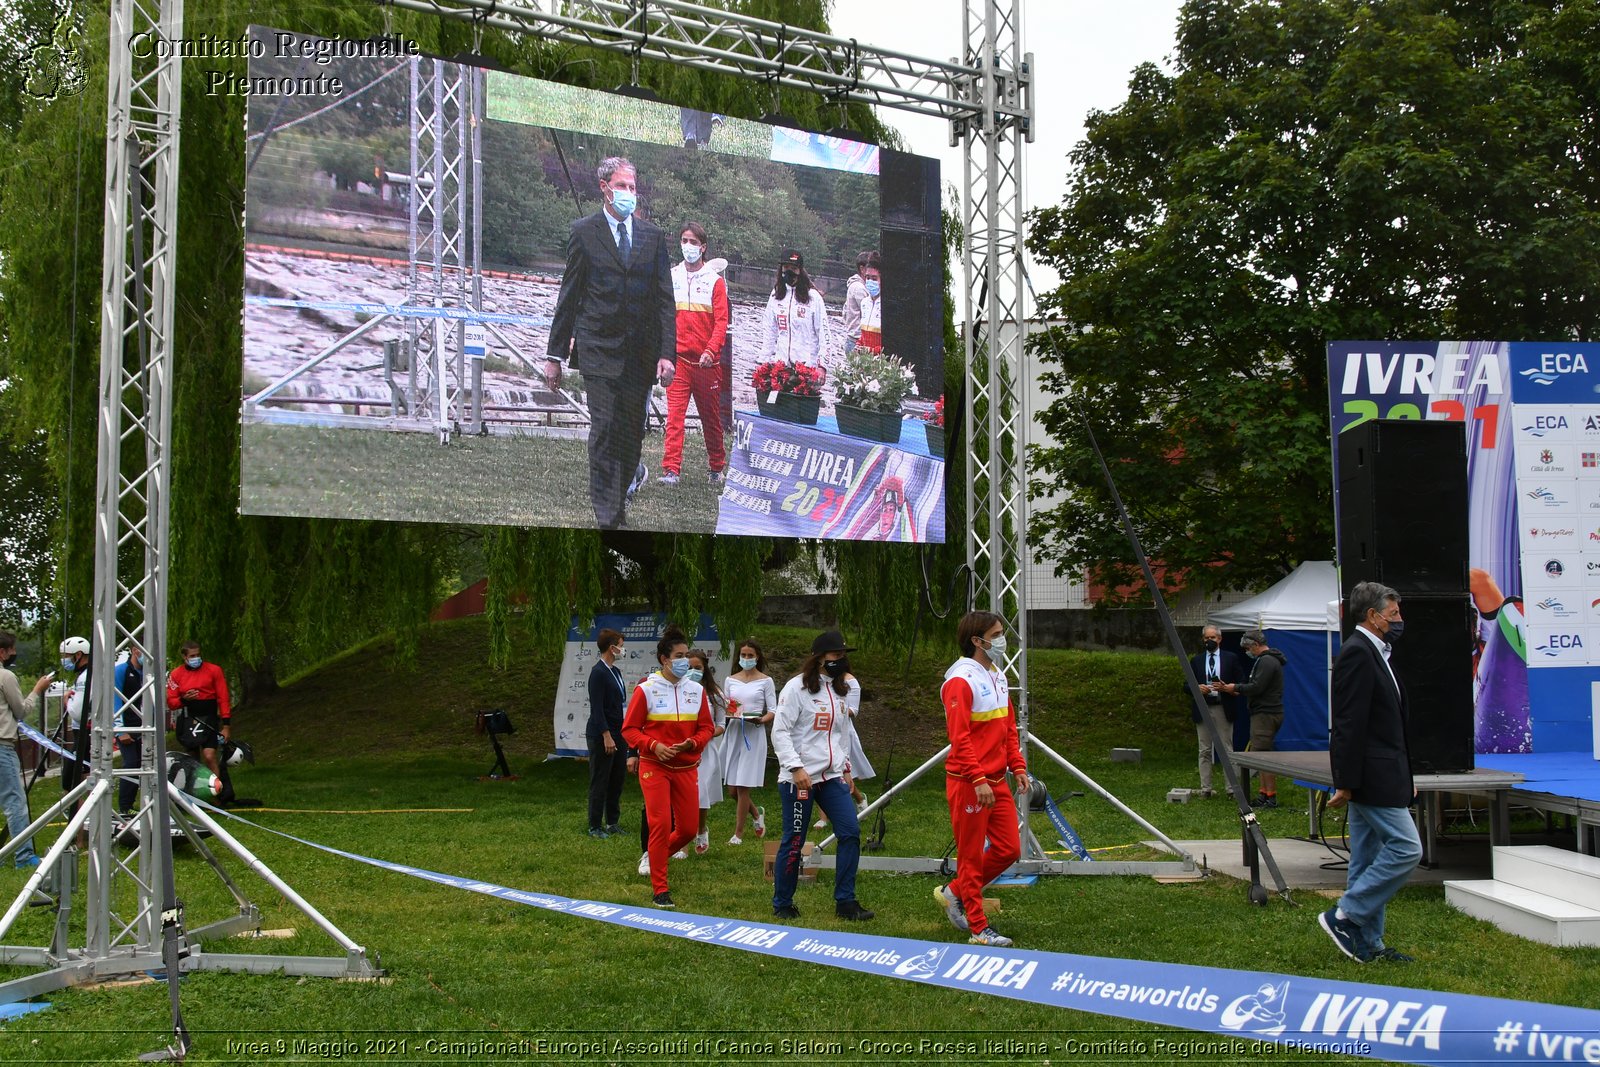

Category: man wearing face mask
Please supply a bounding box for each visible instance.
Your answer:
[660,221,730,489]
[1320,581,1420,964]
[841,249,882,353]
[1221,629,1288,808]
[0,632,52,867]
[1187,625,1243,798]
[166,640,234,805]
[544,156,677,531]
[58,636,93,799]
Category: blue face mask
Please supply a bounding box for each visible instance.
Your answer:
[686,668,703,684]
[609,188,637,219]
[681,242,703,264]
[186,656,202,670]
[864,280,880,297]
[60,657,76,673]
[670,657,690,678]
[739,657,757,670]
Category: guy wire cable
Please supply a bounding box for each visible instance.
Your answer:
[1018,267,1292,902]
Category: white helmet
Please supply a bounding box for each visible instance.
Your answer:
[60,636,90,657]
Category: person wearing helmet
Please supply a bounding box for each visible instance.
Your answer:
[58,636,93,799]
[0,631,52,867]
[165,640,234,805]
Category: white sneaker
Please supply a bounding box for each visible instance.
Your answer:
[936,883,970,932]
[694,832,710,854]
[857,797,871,815]
[659,472,680,486]
[637,852,650,876]
[969,926,1014,947]
[727,835,743,846]
[672,849,688,860]
[753,807,766,837]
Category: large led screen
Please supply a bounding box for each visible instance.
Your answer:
[240,27,946,541]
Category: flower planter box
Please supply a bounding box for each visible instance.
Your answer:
[756,390,821,425]
[835,403,905,443]
[923,421,946,459]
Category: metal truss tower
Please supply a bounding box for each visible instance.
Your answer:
[0,0,378,1016]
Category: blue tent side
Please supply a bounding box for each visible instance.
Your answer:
[1263,628,1339,751]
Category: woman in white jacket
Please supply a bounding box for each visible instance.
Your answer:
[758,248,830,368]
[769,630,874,923]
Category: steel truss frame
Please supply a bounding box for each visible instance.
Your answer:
[0,0,378,1013]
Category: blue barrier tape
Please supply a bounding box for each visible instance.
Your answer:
[245,295,551,327]
[192,800,1600,1064]
[1042,793,1092,861]
[18,722,84,765]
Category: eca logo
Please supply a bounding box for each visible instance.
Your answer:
[1534,633,1584,657]
[1520,352,1591,385]
[1522,415,1569,436]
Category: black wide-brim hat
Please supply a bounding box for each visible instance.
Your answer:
[812,629,856,655]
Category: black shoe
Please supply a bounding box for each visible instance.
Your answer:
[605,823,621,835]
[772,905,801,920]
[1250,793,1279,809]
[835,900,874,921]
[1372,946,1415,963]
[587,827,610,839]
[652,892,675,909]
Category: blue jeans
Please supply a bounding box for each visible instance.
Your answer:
[772,777,859,909]
[0,742,37,866]
[1340,801,1421,952]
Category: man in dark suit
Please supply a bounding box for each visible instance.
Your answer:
[585,627,635,837]
[1188,624,1243,798]
[1319,580,1421,964]
[544,157,676,529]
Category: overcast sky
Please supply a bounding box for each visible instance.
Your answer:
[828,1,1187,303]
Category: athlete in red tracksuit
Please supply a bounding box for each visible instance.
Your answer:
[661,222,730,484]
[938,611,1030,946]
[621,632,714,907]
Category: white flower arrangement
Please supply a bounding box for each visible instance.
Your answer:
[831,346,917,413]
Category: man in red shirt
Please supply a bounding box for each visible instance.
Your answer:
[166,640,234,804]
[937,611,1030,947]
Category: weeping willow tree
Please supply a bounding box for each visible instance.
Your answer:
[0,0,965,687]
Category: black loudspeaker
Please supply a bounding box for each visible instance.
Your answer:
[879,149,945,397]
[1345,593,1476,773]
[1338,420,1469,593]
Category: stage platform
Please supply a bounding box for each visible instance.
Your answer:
[1477,751,1600,853]
[1234,749,1600,861]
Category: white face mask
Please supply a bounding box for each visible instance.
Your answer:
[681,242,703,264]
[984,634,1007,658]
[739,657,757,670]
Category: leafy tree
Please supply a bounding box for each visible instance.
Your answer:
[1026,0,1600,598]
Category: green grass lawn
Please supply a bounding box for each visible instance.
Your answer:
[241,422,724,532]
[1,622,1594,1063]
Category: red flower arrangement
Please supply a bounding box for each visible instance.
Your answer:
[751,360,825,398]
[922,394,945,426]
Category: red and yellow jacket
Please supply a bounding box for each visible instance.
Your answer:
[941,657,1023,786]
[622,671,714,771]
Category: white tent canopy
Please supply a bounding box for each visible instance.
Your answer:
[1210,560,1338,632]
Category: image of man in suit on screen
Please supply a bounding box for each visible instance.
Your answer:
[1319,580,1422,964]
[545,157,676,530]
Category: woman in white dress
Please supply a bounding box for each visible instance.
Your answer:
[722,638,777,845]
[690,649,729,854]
